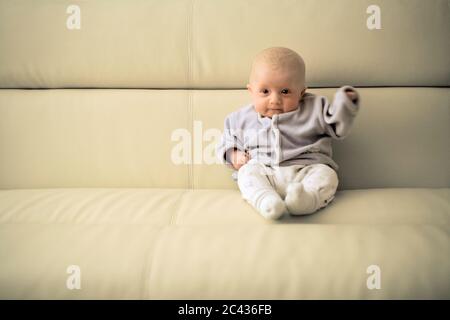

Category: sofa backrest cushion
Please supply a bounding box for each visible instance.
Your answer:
[0,0,449,189]
[0,0,449,88]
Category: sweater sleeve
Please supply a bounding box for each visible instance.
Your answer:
[215,115,245,167]
[320,85,360,140]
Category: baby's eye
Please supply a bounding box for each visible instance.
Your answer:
[261,89,269,94]
[281,89,290,94]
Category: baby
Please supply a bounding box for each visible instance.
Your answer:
[216,47,360,220]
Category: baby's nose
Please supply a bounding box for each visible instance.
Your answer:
[270,93,282,103]
[270,100,281,107]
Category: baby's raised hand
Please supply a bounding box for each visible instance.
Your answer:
[344,89,358,103]
[231,149,250,170]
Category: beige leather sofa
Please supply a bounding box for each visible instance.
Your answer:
[0,0,449,299]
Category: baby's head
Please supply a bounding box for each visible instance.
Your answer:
[247,47,307,118]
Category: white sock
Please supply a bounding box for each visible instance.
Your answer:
[285,183,318,215]
[257,194,287,220]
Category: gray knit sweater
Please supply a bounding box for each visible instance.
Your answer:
[216,86,360,181]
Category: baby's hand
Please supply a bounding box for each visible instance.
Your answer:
[231,149,250,170]
[344,89,358,103]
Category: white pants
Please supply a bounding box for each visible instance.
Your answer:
[237,159,339,216]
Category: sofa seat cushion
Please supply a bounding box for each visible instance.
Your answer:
[0,188,448,225]
[0,188,448,299]
[147,224,449,299]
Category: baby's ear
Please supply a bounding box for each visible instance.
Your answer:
[300,86,307,97]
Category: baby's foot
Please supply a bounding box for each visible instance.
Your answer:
[257,194,287,220]
[285,183,318,215]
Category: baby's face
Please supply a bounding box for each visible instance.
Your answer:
[247,64,306,118]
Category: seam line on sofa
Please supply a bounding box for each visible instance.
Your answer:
[188,91,194,189]
[141,226,167,299]
[187,0,195,189]
[186,0,194,87]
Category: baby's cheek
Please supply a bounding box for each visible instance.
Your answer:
[254,104,267,114]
